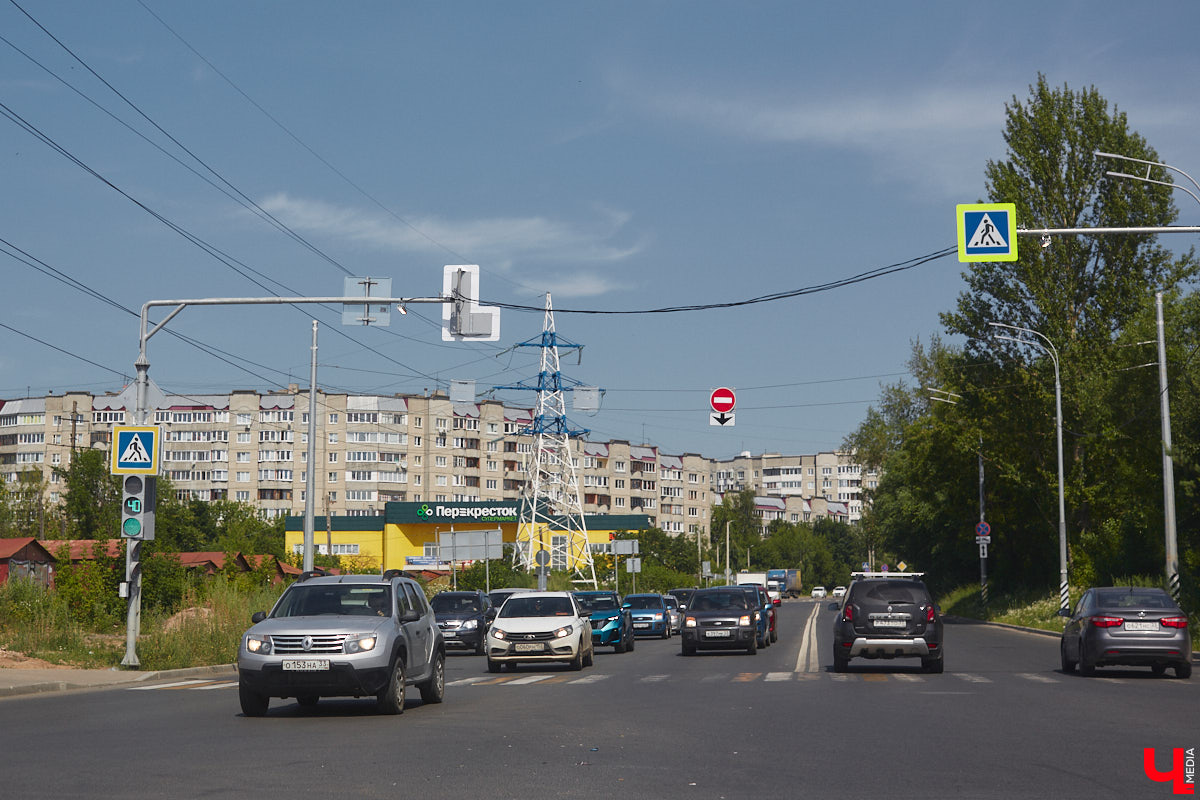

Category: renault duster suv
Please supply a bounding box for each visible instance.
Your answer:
[237,570,446,716]
[832,572,944,673]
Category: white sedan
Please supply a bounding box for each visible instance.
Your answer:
[486,591,595,672]
[811,586,827,598]
[832,586,847,598]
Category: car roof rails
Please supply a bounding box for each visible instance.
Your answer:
[295,568,330,582]
[382,569,419,581]
[850,571,925,579]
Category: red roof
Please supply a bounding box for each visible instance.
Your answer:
[0,537,38,559]
[41,539,124,560]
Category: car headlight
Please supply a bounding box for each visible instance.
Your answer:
[685,616,697,628]
[653,613,663,621]
[739,615,752,626]
[554,624,575,639]
[491,628,507,640]
[345,635,377,654]
[245,634,272,655]
[754,612,760,622]
[461,619,478,630]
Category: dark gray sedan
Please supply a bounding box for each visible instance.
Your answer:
[1059,587,1192,679]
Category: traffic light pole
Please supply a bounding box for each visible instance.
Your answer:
[120,289,484,667]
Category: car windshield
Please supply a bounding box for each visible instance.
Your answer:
[575,595,619,613]
[275,585,391,618]
[664,598,679,610]
[499,596,575,618]
[431,594,481,613]
[690,591,749,612]
[1094,589,1174,609]
[624,596,662,610]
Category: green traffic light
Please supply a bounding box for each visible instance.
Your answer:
[122,518,142,537]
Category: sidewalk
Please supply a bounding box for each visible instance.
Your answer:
[0,663,236,699]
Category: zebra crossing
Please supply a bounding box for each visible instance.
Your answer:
[125,670,1191,692]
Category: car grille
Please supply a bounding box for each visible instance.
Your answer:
[509,630,558,641]
[438,620,463,630]
[590,619,605,630]
[270,634,349,654]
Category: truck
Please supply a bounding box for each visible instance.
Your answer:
[766,568,802,598]
[737,571,775,603]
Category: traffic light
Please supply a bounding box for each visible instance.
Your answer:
[120,475,156,540]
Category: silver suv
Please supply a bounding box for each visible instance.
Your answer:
[237,570,445,716]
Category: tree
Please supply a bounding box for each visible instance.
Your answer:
[60,449,121,540]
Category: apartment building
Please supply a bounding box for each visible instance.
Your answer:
[2,389,864,539]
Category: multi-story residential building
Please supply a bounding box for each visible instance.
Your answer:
[2,388,866,541]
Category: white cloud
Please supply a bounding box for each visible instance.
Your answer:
[258,193,644,265]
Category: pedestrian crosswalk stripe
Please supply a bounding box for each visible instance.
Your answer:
[567,673,610,684]
[764,672,793,681]
[732,673,761,682]
[1016,673,1058,683]
[640,674,670,682]
[958,673,992,683]
[447,676,491,687]
[891,673,923,682]
[507,675,553,685]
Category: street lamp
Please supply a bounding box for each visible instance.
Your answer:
[988,322,1069,613]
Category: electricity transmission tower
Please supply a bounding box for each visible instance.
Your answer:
[495,294,597,588]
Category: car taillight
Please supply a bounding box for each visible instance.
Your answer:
[1089,616,1124,628]
[925,606,936,622]
[1160,616,1188,629]
[843,605,854,622]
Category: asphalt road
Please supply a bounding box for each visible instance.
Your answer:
[1,600,1195,800]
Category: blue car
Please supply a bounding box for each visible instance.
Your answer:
[624,593,672,638]
[573,591,635,653]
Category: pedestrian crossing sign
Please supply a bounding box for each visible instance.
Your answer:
[957,203,1018,262]
[111,426,161,475]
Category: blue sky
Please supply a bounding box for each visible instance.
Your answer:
[3,1,1199,460]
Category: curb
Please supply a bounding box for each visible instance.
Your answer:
[0,663,236,700]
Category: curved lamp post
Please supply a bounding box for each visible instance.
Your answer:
[989,322,1069,612]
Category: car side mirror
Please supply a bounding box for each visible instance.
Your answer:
[400,609,421,623]
[622,603,631,609]
[251,611,267,623]
[485,609,497,622]
[1056,606,1072,617]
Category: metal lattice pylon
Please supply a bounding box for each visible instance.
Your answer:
[495,294,597,588]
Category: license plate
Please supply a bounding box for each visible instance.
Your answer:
[514,642,545,652]
[705,629,731,638]
[1123,621,1158,631]
[873,619,906,628]
[443,630,456,637]
[634,622,650,628]
[282,659,329,672]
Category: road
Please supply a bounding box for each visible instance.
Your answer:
[1,600,1194,799]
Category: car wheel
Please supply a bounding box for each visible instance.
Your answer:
[377,658,407,714]
[1060,640,1076,673]
[1078,643,1097,677]
[682,642,696,656]
[474,636,486,656]
[661,625,670,639]
[487,658,501,674]
[770,628,778,644]
[746,636,757,655]
[418,652,445,704]
[239,680,269,717]
[626,633,634,652]
[1151,664,1167,676]
[922,657,944,674]
[833,650,849,673]
[1175,661,1192,679]
[583,642,594,668]
[570,646,584,671]
[613,634,626,653]
[295,693,319,708]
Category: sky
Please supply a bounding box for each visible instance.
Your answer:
[3,1,1199,461]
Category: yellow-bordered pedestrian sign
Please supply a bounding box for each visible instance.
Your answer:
[957,203,1018,262]
[111,426,161,475]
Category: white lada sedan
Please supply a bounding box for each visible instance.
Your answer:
[485,591,595,672]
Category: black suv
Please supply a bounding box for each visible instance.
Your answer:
[431,590,494,655]
[238,570,446,715]
[831,572,943,673]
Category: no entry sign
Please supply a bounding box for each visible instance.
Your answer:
[709,387,736,414]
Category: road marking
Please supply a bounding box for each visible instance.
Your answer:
[764,672,793,681]
[1017,673,1058,684]
[732,673,761,682]
[474,676,516,685]
[640,674,670,682]
[567,674,610,684]
[794,602,821,674]
[192,681,238,690]
[507,675,553,685]
[700,673,730,682]
[128,679,215,690]
[891,673,924,682]
[862,674,887,682]
[538,674,576,684]
[830,673,852,682]
[957,673,992,683]
[447,676,491,687]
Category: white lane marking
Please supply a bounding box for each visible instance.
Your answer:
[447,676,491,687]
[192,681,239,691]
[567,674,611,684]
[640,674,670,683]
[128,679,214,690]
[764,672,794,682]
[957,673,992,683]
[1017,673,1058,683]
[830,673,852,682]
[891,673,924,682]
[506,675,554,685]
[794,601,821,674]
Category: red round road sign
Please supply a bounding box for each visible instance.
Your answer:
[709,387,736,413]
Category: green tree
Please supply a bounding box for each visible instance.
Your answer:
[60,449,121,539]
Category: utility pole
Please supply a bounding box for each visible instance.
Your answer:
[1156,292,1180,602]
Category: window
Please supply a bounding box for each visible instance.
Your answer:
[328,452,338,463]
[235,490,250,501]
[328,472,338,483]
[237,472,250,482]
[328,433,338,444]
[328,413,338,424]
